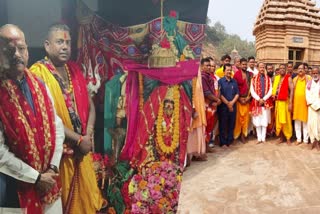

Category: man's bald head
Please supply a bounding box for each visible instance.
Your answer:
[0,24,26,42]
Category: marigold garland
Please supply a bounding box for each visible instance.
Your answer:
[138,73,144,112]
[192,77,197,107]
[156,85,180,154]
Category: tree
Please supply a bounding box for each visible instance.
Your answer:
[205,18,255,59]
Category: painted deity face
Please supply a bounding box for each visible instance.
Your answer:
[45,30,71,66]
[164,100,174,117]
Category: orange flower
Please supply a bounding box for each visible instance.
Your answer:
[107,207,116,214]
[154,185,161,191]
[159,197,169,205]
[138,180,148,189]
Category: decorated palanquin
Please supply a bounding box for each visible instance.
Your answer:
[76,0,208,213]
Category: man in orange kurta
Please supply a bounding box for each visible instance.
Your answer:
[292,63,311,145]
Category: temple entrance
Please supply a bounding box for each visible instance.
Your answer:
[288,48,304,65]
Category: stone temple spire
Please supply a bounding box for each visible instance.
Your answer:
[254,0,320,33]
[253,0,320,65]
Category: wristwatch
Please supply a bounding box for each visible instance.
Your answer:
[49,164,59,173]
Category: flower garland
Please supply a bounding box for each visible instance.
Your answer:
[128,161,182,213]
[64,64,74,94]
[43,56,73,94]
[156,85,180,155]
[138,73,144,112]
[192,77,197,107]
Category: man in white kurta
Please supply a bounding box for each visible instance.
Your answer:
[250,62,273,143]
[306,67,320,150]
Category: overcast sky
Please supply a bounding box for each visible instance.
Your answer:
[207,0,320,41]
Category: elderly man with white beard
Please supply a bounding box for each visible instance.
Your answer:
[306,67,320,150]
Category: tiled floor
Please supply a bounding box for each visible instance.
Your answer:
[178,139,320,214]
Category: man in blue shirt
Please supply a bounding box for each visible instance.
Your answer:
[218,63,239,147]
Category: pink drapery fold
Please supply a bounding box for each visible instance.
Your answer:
[119,59,199,161]
[120,71,139,161]
[123,60,200,84]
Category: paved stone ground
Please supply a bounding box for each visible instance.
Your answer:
[178,138,320,214]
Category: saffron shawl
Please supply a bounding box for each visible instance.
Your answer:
[0,70,59,213]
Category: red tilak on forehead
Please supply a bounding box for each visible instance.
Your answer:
[64,32,67,40]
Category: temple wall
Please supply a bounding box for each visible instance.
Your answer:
[253,0,320,66]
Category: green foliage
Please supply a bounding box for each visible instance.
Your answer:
[205,19,256,59]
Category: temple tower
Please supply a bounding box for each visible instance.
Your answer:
[253,0,320,65]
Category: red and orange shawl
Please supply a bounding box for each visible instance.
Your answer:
[250,73,273,116]
[0,70,60,213]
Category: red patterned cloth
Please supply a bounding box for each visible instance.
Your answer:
[233,70,252,97]
[131,86,192,168]
[250,73,273,116]
[0,70,60,213]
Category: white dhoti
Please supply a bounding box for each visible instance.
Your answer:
[308,108,320,143]
[44,198,62,214]
[252,107,271,128]
[306,79,320,143]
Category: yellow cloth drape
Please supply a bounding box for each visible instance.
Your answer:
[215,67,225,78]
[293,76,310,122]
[233,102,250,139]
[191,70,206,129]
[215,66,234,78]
[272,75,280,96]
[187,70,206,155]
[275,100,292,140]
[30,63,104,214]
[272,75,292,139]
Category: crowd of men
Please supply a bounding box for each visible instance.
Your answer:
[0,24,106,214]
[1,22,320,213]
[186,54,320,166]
